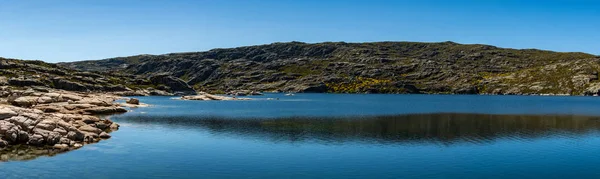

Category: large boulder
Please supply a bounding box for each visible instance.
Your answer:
[149,74,196,95]
[28,134,45,146]
[0,120,20,143]
[126,98,140,105]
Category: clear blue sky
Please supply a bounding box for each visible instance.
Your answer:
[1,0,598,62]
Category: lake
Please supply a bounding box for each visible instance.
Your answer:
[3,94,600,178]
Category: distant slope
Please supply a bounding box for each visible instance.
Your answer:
[0,57,195,95]
[59,41,600,95]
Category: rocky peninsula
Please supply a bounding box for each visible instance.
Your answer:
[0,86,150,161]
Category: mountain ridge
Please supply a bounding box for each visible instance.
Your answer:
[58,41,600,95]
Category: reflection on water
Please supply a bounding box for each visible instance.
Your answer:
[6,113,600,161]
[0,145,67,162]
[116,113,600,145]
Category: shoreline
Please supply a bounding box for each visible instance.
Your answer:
[0,88,145,162]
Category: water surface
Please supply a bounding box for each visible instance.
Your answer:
[3,94,600,178]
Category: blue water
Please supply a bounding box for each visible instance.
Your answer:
[122,93,600,117]
[3,94,600,178]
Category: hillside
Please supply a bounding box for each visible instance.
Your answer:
[59,41,600,95]
[0,57,196,96]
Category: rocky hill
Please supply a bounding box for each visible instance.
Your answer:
[0,57,196,96]
[59,41,600,95]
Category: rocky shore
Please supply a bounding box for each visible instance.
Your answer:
[0,87,143,161]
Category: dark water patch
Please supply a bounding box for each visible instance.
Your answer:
[114,113,600,145]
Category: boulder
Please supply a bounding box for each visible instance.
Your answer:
[36,96,54,104]
[58,137,71,145]
[67,131,85,141]
[53,127,68,135]
[7,116,38,131]
[0,120,19,143]
[126,98,140,105]
[0,139,7,148]
[53,144,69,150]
[78,125,102,134]
[45,131,62,145]
[109,123,120,130]
[81,116,100,124]
[99,132,111,138]
[18,130,29,143]
[28,134,45,146]
[0,107,17,120]
[35,120,57,131]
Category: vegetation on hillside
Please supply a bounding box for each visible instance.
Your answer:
[59,41,600,95]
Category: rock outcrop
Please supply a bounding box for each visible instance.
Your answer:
[149,74,197,95]
[0,88,133,161]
